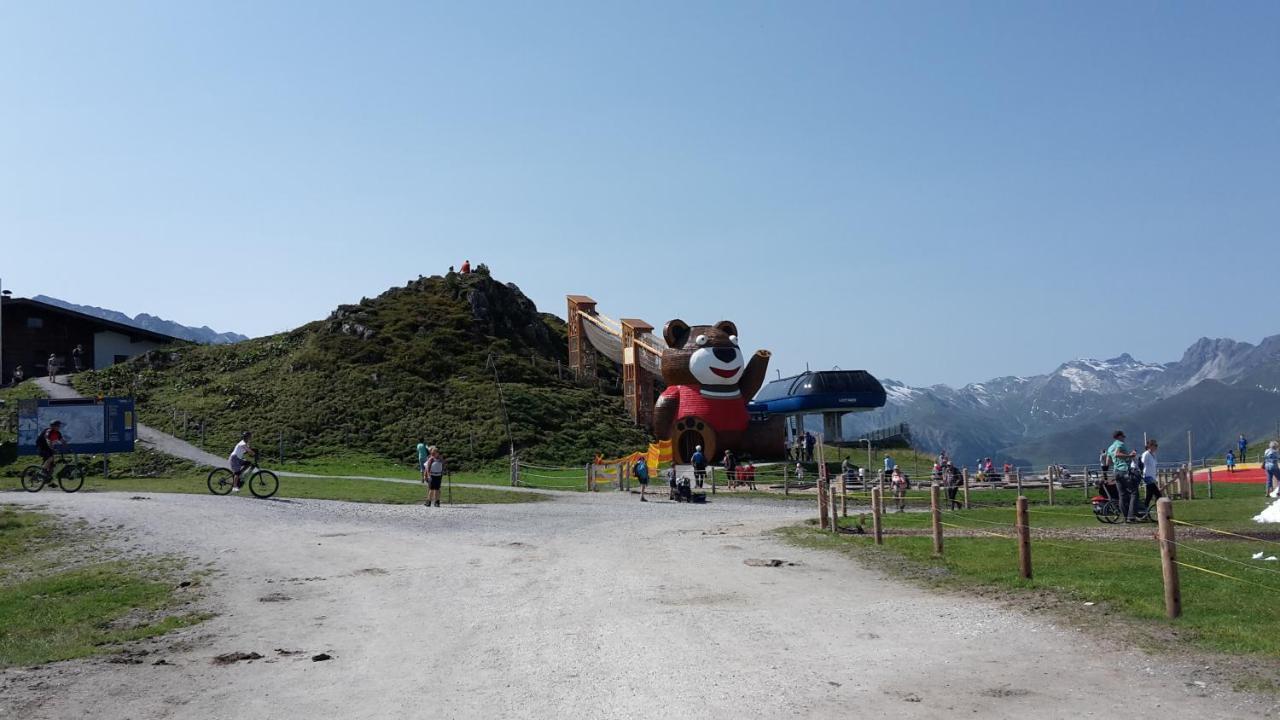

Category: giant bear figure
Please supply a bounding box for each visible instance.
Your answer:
[653,319,785,465]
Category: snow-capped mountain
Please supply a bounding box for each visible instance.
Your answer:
[840,335,1280,465]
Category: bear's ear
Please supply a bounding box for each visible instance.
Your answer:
[664,319,691,348]
[714,320,738,337]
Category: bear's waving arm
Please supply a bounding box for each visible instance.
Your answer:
[740,349,771,400]
[653,386,679,440]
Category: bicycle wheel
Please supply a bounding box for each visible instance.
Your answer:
[59,464,85,493]
[1099,500,1121,524]
[248,469,279,499]
[20,466,46,493]
[207,468,235,495]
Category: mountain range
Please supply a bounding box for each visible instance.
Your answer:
[34,295,248,345]
[839,336,1280,466]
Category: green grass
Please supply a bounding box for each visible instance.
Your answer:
[786,482,1280,668]
[70,271,649,470]
[42,473,547,505]
[0,505,206,667]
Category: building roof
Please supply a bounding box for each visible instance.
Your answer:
[2,296,185,345]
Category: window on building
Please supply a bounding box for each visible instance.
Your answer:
[26,317,43,329]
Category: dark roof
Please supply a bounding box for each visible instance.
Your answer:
[2,296,185,345]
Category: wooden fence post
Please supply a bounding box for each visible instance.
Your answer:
[783,465,789,496]
[1156,498,1181,618]
[585,463,592,492]
[871,486,883,545]
[817,476,830,530]
[1206,467,1213,499]
[930,484,943,556]
[1016,496,1032,580]
[841,472,848,518]
[962,467,970,509]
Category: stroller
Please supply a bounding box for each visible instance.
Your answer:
[1091,468,1154,523]
[669,474,707,504]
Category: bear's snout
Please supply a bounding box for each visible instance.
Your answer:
[713,348,737,363]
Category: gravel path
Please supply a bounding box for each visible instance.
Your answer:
[2,490,1272,719]
[31,377,547,494]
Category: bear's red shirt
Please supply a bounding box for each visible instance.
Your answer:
[659,384,749,432]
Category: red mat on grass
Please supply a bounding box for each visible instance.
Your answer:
[1193,467,1267,484]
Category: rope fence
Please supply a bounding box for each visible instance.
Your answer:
[816,477,1280,621]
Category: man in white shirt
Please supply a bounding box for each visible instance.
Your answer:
[1140,438,1160,508]
[228,431,255,492]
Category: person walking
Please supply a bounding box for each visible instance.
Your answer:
[1107,430,1139,521]
[71,344,83,373]
[945,463,963,510]
[633,456,650,502]
[47,353,59,383]
[891,467,908,512]
[691,445,707,488]
[423,447,445,507]
[1140,438,1161,508]
[415,438,429,475]
[1238,434,1248,464]
[1263,441,1280,498]
[721,449,737,489]
[804,431,816,462]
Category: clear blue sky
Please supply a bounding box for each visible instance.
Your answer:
[3,2,1277,387]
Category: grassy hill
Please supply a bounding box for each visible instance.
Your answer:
[73,269,649,468]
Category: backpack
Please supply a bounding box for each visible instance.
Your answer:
[36,430,51,453]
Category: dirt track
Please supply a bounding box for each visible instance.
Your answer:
[2,490,1274,719]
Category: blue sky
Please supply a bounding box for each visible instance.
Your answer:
[3,2,1277,386]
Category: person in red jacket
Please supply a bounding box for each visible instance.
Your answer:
[460,260,471,274]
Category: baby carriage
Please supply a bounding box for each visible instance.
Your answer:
[1091,468,1154,523]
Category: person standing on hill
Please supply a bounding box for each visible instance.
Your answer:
[415,438,429,474]
[423,447,445,507]
[691,445,707,488]
[1264,441,1279,497]
[1140,438,1161,507]
[1226,450,1236,473]
[1107,430,1139,522]
[460,260,471,274]
[1238,434,1248,464]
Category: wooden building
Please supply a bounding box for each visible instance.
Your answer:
[1,296,181,384]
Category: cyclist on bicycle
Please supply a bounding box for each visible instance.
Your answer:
[36,420,67,475]
[228,431,256,492]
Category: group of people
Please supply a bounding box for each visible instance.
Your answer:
[1098,430,1161,522]
[789,431,816,462]
[6,344,85,387]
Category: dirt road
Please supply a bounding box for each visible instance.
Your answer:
[1,491,1272,719]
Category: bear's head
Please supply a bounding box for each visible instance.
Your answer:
[661,319,745,393]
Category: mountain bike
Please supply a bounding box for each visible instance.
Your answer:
[21,453,87,493]
[207,459,279,499]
